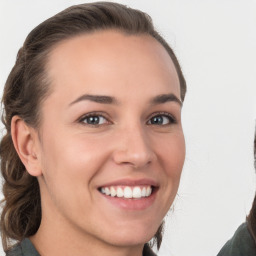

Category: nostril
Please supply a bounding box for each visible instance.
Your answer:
[112,148,155,169]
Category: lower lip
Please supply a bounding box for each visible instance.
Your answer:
[99,189,157,211]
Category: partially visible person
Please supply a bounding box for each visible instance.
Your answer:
[217,130,256,256]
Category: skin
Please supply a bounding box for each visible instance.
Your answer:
[12,30,185,256]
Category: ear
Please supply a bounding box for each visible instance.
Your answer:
[11,116,42,177]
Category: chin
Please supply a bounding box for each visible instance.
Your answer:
[99,223,159,248]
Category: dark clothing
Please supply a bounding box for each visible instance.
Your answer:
[143,244,157,256]
[217,222,256,256]
[6,239,156,256]
[6,239,39,256]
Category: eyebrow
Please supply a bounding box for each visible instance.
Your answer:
[69,94,118,106]
[150,93,182,106]
[69,93,182,106]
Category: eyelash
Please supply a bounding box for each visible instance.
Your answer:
[78,111,176,127]
[147,112,177,126]
[78,112,111,127]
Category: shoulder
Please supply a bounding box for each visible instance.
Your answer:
[143,244,157,256]
[5,243,23,256]
[6,239,40,256]
[217,222,256,256]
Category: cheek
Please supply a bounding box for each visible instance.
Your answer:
[158,132,185,175]
[40,133,111,186]
[150,132,185,217]
[38,133,112,216]
[155,132,185,202]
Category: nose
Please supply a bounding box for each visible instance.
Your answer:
[112,126,156,169]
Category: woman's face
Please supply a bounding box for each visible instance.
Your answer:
[35,31,185,247]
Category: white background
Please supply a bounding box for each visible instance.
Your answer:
[0,0,256,255]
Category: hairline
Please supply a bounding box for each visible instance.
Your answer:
[36,28,183,128]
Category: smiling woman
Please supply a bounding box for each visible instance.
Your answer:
[0,2,186,256]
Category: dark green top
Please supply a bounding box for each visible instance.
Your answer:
[6,239,39,256]
[217,222,256,256]
[6,239,156,256]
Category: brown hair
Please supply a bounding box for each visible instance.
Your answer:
[247,126,256,241]
[0,2,187,252]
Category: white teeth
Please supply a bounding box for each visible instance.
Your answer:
[105,187,110,196]
[100,185,153,199]
[124,187,133,198]
[133,186,142,198]
[141,187,146,197]
[117,187,124,197]
[146,186,152,197]
[110,186,116,197]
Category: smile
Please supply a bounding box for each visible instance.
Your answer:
[100,185,153,199]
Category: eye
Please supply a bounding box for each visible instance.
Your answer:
[79,113,109,126]
[147,113,176,126]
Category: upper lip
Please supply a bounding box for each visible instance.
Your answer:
[98,178,159,188]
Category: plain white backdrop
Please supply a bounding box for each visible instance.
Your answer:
[0,0,256,255]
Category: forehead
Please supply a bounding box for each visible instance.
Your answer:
[46,30,180,100]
